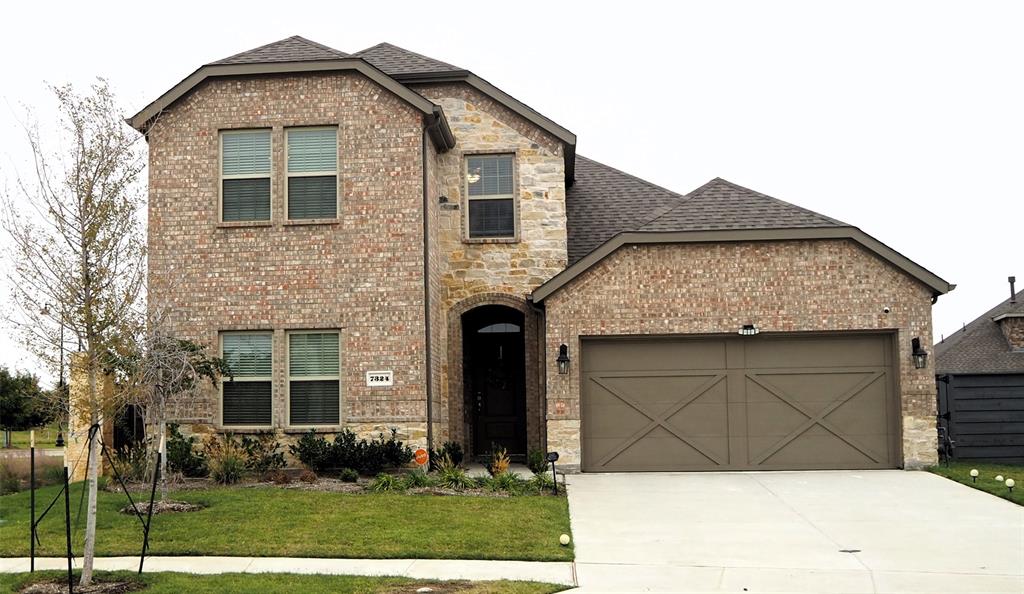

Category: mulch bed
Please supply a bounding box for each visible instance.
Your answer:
[21,579,145,594]
[119,500,204,515]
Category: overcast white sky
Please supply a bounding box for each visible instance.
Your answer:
[1,1,1020,383]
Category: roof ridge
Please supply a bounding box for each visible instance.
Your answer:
[208,35,348,65]
[636,177,729,229]
[574,155,689,231]
[291,35,348,58]
[352,41,461,71]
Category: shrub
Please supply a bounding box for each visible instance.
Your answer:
[338,467,359,483]
[402,469,434,489]
[530,472,556,494]
[489,471,523,494]
[380,429,414,468]
[429,441,464,470]
[289,429,415,475]
[42,464,66,485]
[289,431,334,473]
[266,469,291,485]
[240,432,286,477]
[205,433,246,485]
[113,442,150,482]
[298,469,318,483]
[526,450,549,475]
[166,423,208,477]
[488,446,511,477]
[369,472,403,492]
[435,454,473,490]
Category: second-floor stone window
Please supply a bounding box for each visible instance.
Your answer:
[221,130,272,222]
[287,127,338,220]
[221,332,273,427]
[466,154,515,239]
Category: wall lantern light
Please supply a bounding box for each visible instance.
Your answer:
[556,344,570,375]
[911,337,929,369]
[738,324,760,336]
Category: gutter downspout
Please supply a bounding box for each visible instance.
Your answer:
[422,126,434,453]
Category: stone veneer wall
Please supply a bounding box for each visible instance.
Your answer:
[416,83,567,454]
[999,316,1024,349]
[543,239,939,471]
[147,72,430,449]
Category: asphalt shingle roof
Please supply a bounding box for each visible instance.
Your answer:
[566,157,848,264]
[351,42,464,76]
[210,36,348,65]
[935,289,1024,374]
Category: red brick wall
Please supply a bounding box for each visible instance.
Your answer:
[147,72,429,444]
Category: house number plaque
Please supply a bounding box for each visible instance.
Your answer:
[365,370,394,387]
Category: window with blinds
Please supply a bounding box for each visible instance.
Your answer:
[221,130,271,222]
[466,154,515,238]
[221,332,273,426]
[288,332,340,426]
[287,128,338,220]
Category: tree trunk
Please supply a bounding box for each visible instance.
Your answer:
[3,429,9,448]
[79,365,101,586]
[159,420,167,502]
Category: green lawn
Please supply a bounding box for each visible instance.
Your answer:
[0,482,573,561]
[0,571,568,594]
[3,423,61,450]
[927,461,1024,506]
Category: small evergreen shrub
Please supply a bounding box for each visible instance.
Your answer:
[428,441,464,470]
[526,450,549,475]
[289,431,334,473]
[205,433,246,485]
[289,428,415,474]
[240,432,286,477]
[435,454,473,490]
[338,467,359,483]
[489,471,523,494]
[166,423,208,477]
[298,469,318,483]
[530,472,556,494]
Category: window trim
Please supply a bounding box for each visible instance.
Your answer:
[219,129,273,224]
[463,151,519,243]
[285,329,342,429]
[218,330,274,430]
[285,126,340,222]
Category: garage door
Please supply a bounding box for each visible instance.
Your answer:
[581,334,899,471]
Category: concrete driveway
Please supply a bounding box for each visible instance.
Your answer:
[565,471,1024,593]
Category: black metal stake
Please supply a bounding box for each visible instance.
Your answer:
[62,465,74,594]
[546,452,560,496]
[29,444,35,572]
[139,450,161,574]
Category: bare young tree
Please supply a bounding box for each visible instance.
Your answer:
[1,79,146,586]
[119,305,228,501]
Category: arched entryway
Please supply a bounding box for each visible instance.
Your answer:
[463,305,527,459]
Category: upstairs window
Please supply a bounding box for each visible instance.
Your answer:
[221,332,273,426]
[466,154,515,239]
[288,331,340,426]
[221,130,271,222]
[287,128,338,220]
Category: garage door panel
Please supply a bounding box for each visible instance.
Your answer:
[583,339,727,372]
[581,334,898,471]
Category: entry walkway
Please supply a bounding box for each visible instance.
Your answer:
[0,556,576,585]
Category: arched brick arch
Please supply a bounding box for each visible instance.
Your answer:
[447,292,544,458]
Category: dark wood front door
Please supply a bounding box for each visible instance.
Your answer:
[464,307,527,459]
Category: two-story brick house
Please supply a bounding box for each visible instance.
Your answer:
[131,36,953,471]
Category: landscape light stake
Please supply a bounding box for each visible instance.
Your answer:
[62,463,74,594]
[546,452,560,495]
[139,435,164,574]
[29,431,35,572]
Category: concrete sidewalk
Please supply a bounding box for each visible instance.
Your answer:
[0,556,576,585]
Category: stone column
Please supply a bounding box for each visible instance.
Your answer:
[65,352,115,482]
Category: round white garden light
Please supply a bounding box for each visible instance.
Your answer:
[1006,478,1015,493]
[995,475,1004,482]
[970,469,979,483]
[559,534,571,546]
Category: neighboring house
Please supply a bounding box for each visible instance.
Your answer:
[130,36,954,472]
[935,278,1024,462]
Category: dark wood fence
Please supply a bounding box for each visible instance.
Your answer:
[937,374,1024,463]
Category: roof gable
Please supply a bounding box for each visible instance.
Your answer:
[936,288,1024,374]
[210,36,348,65]
[352,42,464,76]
